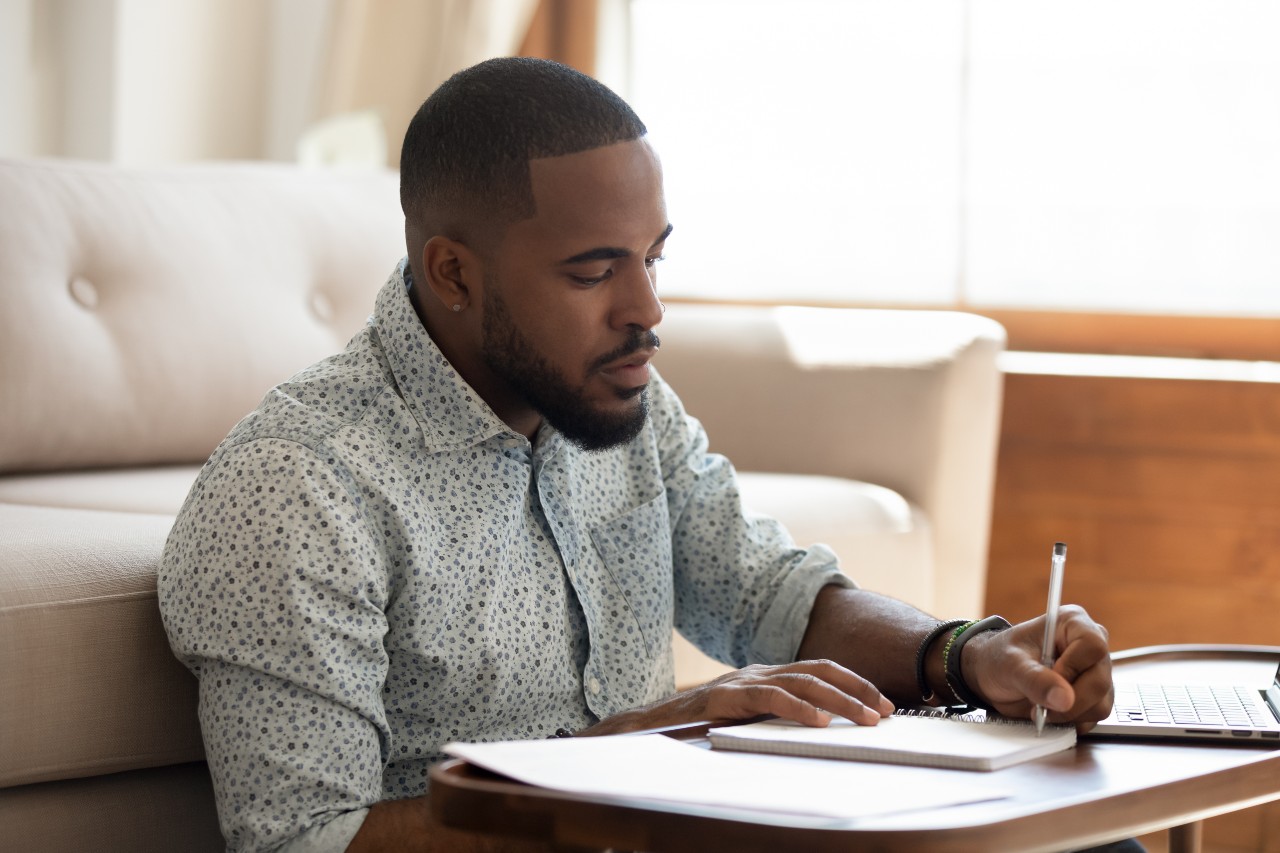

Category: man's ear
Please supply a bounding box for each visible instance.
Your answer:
[419,235,483,313]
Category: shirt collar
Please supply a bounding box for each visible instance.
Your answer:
[373,257,522,453]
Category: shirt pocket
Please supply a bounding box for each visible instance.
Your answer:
[588,492,674,658]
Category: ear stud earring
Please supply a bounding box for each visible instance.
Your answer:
[452,304,462,312]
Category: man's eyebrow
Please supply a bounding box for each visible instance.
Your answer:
[558,223,674,265]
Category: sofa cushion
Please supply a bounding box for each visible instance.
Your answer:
[0,158,403,475]
[0,503,203,788]
[0,762,221,852]
[0,465,201,515]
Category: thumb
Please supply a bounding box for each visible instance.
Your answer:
[1013,653,1074,713]
[1042,678,1074,713]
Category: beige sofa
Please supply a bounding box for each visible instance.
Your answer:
[0,158,1005,852]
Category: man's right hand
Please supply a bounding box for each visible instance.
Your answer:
[578,659,895,737]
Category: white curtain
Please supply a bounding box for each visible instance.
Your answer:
[0,0,537,167]
[317,0,539,168]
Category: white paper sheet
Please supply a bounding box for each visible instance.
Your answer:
[445,734,1009,822]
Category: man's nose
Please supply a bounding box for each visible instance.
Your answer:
[612,261,664,330]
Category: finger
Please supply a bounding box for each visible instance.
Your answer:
[707,669,881,727]
[1012,649,1076,714]
[1022,655,1111,721]
[1080,685,1115,725]
[709,682,835,728]
[1053,673,1115,725]
[1050,695,1113,730]
[788,659,896,717]
[1049,610,1113,717]
[1053,608,1111,681]
[1054,647,1112,700]
[766,671,884,726]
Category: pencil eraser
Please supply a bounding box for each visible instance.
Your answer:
[1053,542,1067,556]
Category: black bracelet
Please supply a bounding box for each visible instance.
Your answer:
[549,727,574,739]
[914,619,971,704]
[943,615,1012,712]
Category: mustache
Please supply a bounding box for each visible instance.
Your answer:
[589,330,661,372]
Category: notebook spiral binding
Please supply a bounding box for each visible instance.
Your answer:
[894,707,1039,726]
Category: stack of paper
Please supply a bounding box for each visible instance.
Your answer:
[446,733,1010,821]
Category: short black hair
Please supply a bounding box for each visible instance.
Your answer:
[400,57,647,240]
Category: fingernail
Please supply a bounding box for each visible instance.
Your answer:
[880,696,896,716]
[1047,686,1071,711]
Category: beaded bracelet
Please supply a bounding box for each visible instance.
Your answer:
[942,615,1012,712]
[913,619,971,704]
[940,620,978,705]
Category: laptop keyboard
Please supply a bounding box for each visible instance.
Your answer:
[1114,684,1274,728]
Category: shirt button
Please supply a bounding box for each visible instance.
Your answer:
[588,676,602,695]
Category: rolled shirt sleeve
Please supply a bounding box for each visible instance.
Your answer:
[275,810,368,853]
[159,438,392,852]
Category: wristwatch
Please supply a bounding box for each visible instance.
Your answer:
[943,615,1012,712]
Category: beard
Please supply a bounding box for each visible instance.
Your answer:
[481,282,658,452]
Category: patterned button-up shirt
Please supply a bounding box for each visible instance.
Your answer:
[158,260,850,852]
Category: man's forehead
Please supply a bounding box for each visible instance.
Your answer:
[526,138,660,187]
[517,139,666,237]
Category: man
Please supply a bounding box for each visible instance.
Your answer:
[159,58,1116,853]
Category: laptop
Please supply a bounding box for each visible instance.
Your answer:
[1087,662,1280,742]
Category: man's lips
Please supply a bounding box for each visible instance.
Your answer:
[598,348,657,387]
[602,348,657,370]
[590,332,661,372]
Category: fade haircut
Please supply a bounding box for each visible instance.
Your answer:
[400,57,647,245]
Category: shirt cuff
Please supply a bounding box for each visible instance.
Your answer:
[275,808,369,853]
[749,544,856,666]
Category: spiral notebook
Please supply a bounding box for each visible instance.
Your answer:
[707,709,1077,772]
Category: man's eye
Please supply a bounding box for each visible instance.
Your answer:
[571,270,611,286]
[644,254,666,268]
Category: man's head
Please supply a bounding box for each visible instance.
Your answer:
[400,56,648,254]
[400,58,670,452]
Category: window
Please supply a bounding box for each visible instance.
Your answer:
[624,0,1280,320]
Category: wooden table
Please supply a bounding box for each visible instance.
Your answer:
[430,646,1280,852]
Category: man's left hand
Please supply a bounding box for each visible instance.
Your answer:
[962,605,1114,729]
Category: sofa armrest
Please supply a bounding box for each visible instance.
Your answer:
[656,304,1006,617]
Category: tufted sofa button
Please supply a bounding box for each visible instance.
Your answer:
[310,291,334,323]
[69,276,99,309]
